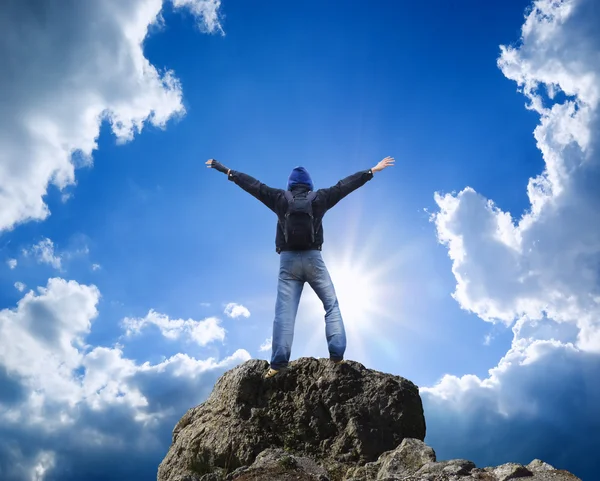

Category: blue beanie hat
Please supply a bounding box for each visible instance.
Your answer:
[287,166,314,191]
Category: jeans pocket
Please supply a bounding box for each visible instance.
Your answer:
[306,254,324,283]
[280,256,299,280]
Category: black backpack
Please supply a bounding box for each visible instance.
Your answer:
[282,191,318,249]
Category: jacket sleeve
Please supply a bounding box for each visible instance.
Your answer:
[227,170,283,213]
[317,169,374,210]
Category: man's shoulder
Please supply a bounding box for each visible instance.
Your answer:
[312,189,327,202]
[310,191,327,213]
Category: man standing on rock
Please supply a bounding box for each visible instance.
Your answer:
[206,156,394,378]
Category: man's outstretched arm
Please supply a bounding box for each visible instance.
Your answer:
[319,156,395,210]
[205,159,282,212]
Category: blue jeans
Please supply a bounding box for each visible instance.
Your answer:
[270,250,346,370]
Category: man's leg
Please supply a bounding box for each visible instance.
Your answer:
[270,253,304,370]
[306,252,346,362]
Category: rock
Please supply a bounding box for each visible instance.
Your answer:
[157,357,425,481]
[198,474,222,481]
[343,461,379,481]
[443,459,477,476]
[343,446,582,481]
[493,463,533,481]
[343,439,438,480]
[223,466,249,480]
[413,462,583,481]
[156,356,582,481]
[414,458,477,478]
[377,438,437,479]
[528,471,582,481]
[527,460,555,472]
[223,448,330,480]
[172,475,202,481]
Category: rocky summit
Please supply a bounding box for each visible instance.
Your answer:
[157,357,580,481]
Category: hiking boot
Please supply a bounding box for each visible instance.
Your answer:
[332,359,345,365]
[264,366,288,379]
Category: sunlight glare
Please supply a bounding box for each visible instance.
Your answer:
[300,230,408,365]
[329,263,379,326]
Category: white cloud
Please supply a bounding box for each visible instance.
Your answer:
[0,0,223,234]
[259,337,272,352]
[172,0,224,34]
[431,0,600,353]
[426,0,600,476]
[92,264,101,271]
[423,335,582,417]
[0,278,100,408]
[24,238,63,270]
[224,302,251,319]
[30,451,55,481]
[0,0,234,478]
[422,331,600,477]
[14,282,26,292]
[6,258,17,269]
[138,348,250,378]
[122,309,226,346]
[0,277,250,480]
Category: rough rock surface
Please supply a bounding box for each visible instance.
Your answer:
[344,439,580,481]
[157,357,425,481]
[223,448,330,481]
[157,357,581,481]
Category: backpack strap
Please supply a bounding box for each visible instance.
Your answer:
[284,191,294,203]
[280,191,294,230]
[283,191,294,220]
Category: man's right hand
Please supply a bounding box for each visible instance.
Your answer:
[372,156,395,173]
[206,159,229,175]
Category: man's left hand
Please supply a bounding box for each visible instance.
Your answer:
[206,159,229,174]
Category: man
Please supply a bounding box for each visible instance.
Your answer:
[206,156,394,378]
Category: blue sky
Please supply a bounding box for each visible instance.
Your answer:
[0,0,598,480]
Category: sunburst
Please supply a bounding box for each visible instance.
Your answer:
[301,225,409,365]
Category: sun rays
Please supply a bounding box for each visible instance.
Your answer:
[300,223,409,365]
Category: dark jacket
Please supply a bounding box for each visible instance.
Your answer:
[227,169,374,253]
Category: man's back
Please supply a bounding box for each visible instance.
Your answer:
[225,168,375,253]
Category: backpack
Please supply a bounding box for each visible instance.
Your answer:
[282,191,318,249]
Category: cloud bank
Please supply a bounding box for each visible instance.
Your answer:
[425,1,600,478]
[0,1,242,480]
[0,0,222,234]
[0,278,250,481]
[122,309,227,346]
